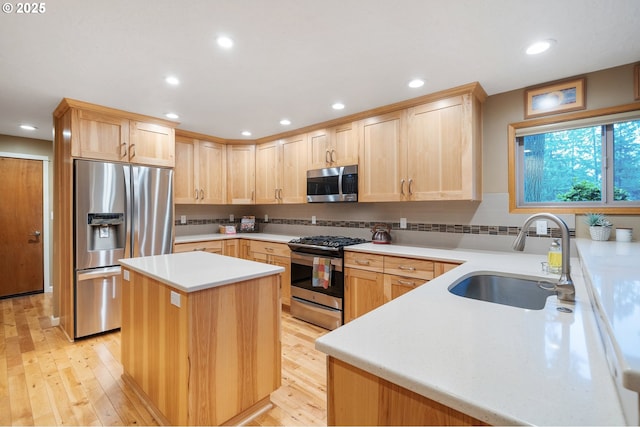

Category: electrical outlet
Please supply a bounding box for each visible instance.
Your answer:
[312,215,317,225]
[400,218,407,229]
[536,220,548,235]
[229,214,234,222]
[170,291,181,308]
[123,270,130,281]
[180,215,187,224]
[264,214,269,222]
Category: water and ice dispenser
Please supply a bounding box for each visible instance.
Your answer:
[87,213,125,251]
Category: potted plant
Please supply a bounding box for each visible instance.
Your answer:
[584,213,613,241]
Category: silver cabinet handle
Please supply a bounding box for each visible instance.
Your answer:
[120,142,128,158]
[325,150,331,163]
[400,179,406,196]
[398,265,416,271]
[408,178,414,195]
[199,189,204,199]
[194,189,199,200]
[278,189,283,200]
[330,149,336,163]
[398,279,416,287]
[129,143,136,158]
[355,259,370,265]
[274,188,279,200]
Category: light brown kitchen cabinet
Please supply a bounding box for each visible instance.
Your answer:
[308,122,358,169]
[358,84,484,202]
[344,250,461,322]
[255,134,308,204]
[247,240,292,306]
[173,240,223,254]
[175,135,226,204]
[71,105,175,167]
[227,144,256,204]
[223,239,239,257]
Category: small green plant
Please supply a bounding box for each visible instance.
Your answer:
[583,213,612,227]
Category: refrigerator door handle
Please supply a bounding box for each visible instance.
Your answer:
[124,164,132,260]
[76,266,121,281]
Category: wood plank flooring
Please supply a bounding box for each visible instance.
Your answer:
[0,293,328,426]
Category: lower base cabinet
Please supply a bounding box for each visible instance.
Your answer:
[327,357,486,426]
[247,240,292,306]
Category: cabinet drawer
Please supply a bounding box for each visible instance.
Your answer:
[344,252,384,272]
[384,256,434,280]
[249,240,290,258]
[173,240,223,253]
[385,274,425,300]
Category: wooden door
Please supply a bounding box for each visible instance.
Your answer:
[174,136,197,204]
[330,122,358,166]
[72,109,129,162]
[255,141,279,204]
[0,157,43,297]
[197,140,226,204]
[280,134,308,204]
[344,268,385,323]
[358,111,407,202]
[129,121,175,167]
[226,145,255,204]
[407,96,466,200]
[308,128,330,169]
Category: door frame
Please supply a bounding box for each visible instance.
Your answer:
[0,152,51,293]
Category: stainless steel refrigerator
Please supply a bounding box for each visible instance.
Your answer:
[74,159,173,338]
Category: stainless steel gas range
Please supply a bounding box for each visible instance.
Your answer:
[287,236,367,330]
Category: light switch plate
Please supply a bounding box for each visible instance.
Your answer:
[180,215,187,224]
[312,215,317,224]
[400,218,407,229]
[229,214,235,222]
[536,220,548,235]
[170,291,181,308]
[264,214,269,222]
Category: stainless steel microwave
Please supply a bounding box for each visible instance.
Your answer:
[307,165,358,203]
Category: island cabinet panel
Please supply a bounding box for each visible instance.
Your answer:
[327,357,487,426]
[121,269,281,426]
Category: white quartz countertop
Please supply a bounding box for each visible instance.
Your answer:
[119,251,284,293]
[174,233,298,244]
[315,240,627,426]
[575,239,640,392]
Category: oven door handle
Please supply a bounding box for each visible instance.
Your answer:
[290,252,343,272]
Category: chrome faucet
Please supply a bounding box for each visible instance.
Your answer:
[512,213,575,303]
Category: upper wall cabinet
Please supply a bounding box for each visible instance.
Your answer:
[64,102,175,167]
[308,122,358,169]
[359,86,484,202]
[227,144,256,204]
[175,135,226,204]
[256,133,308,204]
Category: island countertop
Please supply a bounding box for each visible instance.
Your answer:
[119,251,284,293]
[316,240,628,426]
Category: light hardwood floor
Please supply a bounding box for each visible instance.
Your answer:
[0,293,329,426]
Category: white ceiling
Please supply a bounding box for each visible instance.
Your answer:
[1,0,639,142]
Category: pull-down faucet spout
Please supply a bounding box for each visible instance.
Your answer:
[512,213,575,303]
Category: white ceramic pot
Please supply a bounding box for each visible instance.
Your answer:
[589,226,611,241]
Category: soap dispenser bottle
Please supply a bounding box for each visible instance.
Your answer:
[548,238,562,274]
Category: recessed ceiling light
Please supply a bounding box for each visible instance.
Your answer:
[20,124,37,131]
[241,130,252,136]
[408,79,425,88]
[165,113,179,120]
[280,119,291,126]
[332,102,345,110]
[217,36,234,49]
[526,39,556,55]
[165,76,180,85]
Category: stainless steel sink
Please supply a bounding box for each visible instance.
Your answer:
[448,273,556,310]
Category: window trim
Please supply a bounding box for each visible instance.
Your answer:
[508,102,640,214]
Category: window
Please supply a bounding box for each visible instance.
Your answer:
[508,105,640,213]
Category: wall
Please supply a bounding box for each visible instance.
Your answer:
[0,134,54,304]
[177,62,640,254]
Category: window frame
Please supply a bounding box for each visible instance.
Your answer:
[508,102,640,214]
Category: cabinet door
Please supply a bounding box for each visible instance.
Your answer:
[344,267,385,323]
[385,274,423,300]
[197,140,226,204]
[129,121,175,167]
[174,137,197,204]
[72,109,129,162]
[223,239,239,257]
[271,254,291,306]
[255,141,279,204]
[358,111,407,202]
[308,129,330,169]
[407,96,470,200]
[227,145,255,204]
[280,134,308,204]
[330,122,358,167]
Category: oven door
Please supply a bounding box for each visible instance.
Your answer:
[290,251,344,299]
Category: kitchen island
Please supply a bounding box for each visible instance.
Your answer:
[119,251,284,426]
[316,240,629,426]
